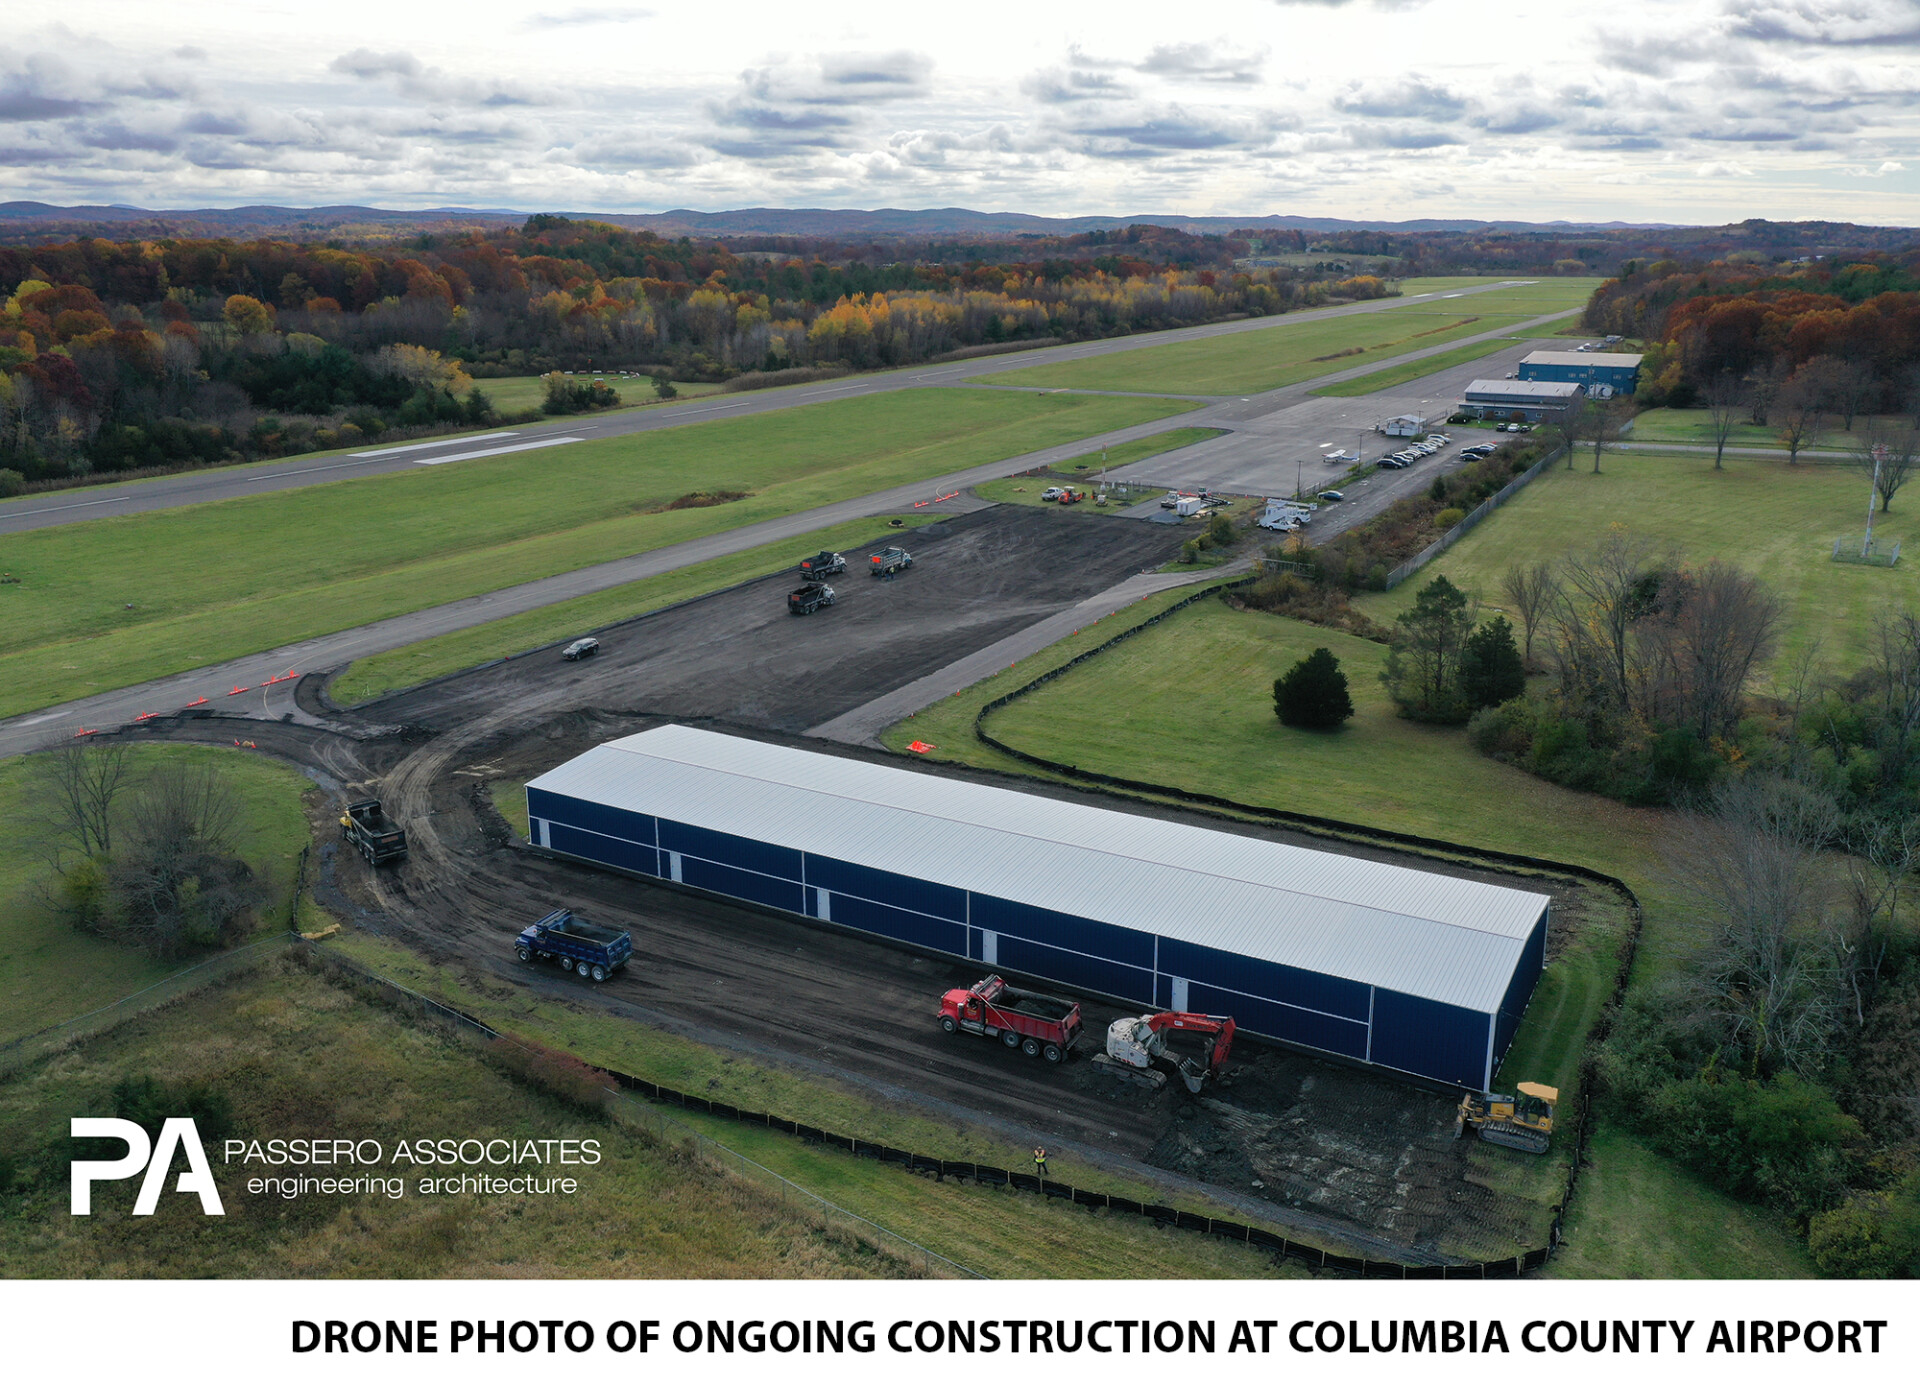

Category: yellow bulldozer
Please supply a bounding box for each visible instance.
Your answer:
[1454,1082,1558,1154]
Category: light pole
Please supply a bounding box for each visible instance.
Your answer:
[1296,457,1303,500]
[1865,446,1886,558]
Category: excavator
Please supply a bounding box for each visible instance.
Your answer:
[1454,1082,1558,1153]
[1093,1011,1237,1093]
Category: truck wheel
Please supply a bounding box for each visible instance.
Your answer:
[1043,1043,1063,1063]
[1021,1037,1040,1058]
[940,1016,957,1034]
[1001,1029,1020,1048]
[590,964,607,982]
[560,957,575,972]
[515,945,531,963]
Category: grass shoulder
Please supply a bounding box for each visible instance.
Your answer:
[0,389,1194,719]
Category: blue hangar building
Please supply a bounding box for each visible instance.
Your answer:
[525,725,1551,1091]
[1517,350,1644,397]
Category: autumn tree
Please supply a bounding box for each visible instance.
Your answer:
[221,294,274,336]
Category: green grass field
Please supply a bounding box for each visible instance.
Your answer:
[877,593,1810,1276]
[0,743,316,1045]
[1310,336,1528,397]
[329,512,945,705]
[473,374,724,415]
[1354,448,1917,675]
[0,390,1192,718]
[1627,406,1902,454]
[1547,1126,1814,1278]
[990,280,1602,396]
[993,311,1533,396]
[0,959,925,1278]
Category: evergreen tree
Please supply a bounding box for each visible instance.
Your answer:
[1460,615,1527,710]
[1274,647,1354,729]
[1381,574,1475,723]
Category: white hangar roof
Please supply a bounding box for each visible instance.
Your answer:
[527,725,1551,1014]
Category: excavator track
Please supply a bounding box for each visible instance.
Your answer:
[1476,1124,1550,1154]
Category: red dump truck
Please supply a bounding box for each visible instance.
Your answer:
[938,974,1081,1063]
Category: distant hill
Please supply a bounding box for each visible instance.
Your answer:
[0,200,1674,242]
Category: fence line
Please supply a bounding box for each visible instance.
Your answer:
[286,943,983,1280]
[0,933,293,1077]
[1383,444,1566,589]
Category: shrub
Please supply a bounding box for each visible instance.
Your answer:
[1179,538,1201,564]
[1205,512,1235,548]
[0,467,24,497]
[1274,648,1354,730]
[1643,1073,1859,1219]
[1808,1178,1920,1277]
[1434,507,1466,529]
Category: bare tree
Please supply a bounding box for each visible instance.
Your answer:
[33,739,133,865]
[1746,357,1789,427]
[1557,528,1664,715]
[104,762,260,960]
[1663,562,1783,740]
[1704,369,1744,471]
[1850,420,1920,514]
[1669,774,1841,1079]
[1501,561,1560,670]
[1775,373,1822,465]
[1836,815,1920,1026]
[1570,395,1634,473]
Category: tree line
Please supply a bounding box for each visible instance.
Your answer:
[0,217,1399,487]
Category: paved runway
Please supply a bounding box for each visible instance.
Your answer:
[0,280,1558,536]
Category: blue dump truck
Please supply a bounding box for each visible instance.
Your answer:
[514,909,633,982]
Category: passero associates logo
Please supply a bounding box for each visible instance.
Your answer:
[70,1117,225,1216]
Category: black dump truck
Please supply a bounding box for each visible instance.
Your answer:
[788,581,837,615]
[340,798,408,865]
[798,549,846,578]
[514,909,633,982]
[868,546,914,577]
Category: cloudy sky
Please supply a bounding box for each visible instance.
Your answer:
[5,0,1920,223]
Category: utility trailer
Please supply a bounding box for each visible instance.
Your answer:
[514,908,633,982]
[937,974,1081,1063]
[339,798,408,865]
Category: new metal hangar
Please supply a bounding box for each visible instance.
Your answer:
[525,724,1551,1090]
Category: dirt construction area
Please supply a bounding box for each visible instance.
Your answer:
[130,503,1591,1263]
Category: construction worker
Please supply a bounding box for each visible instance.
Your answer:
[1033,1147,1048,1178]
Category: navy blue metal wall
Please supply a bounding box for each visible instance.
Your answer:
[527,786,1537,1089]
[1518,360,1639,394]
[1492,907,1549,1082]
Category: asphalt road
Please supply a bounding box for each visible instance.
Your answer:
[0,279,1558,536]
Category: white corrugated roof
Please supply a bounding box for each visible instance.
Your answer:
[526,725,1549,1013]
[1464,378,1585,399]
[1521,350,1644,368]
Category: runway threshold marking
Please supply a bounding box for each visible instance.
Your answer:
[351,431,520,458]
[408,436,587,466]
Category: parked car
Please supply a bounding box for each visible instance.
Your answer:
[562,637,600,661]
[1041,487,1065,501]
[1318,490,1344,502]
